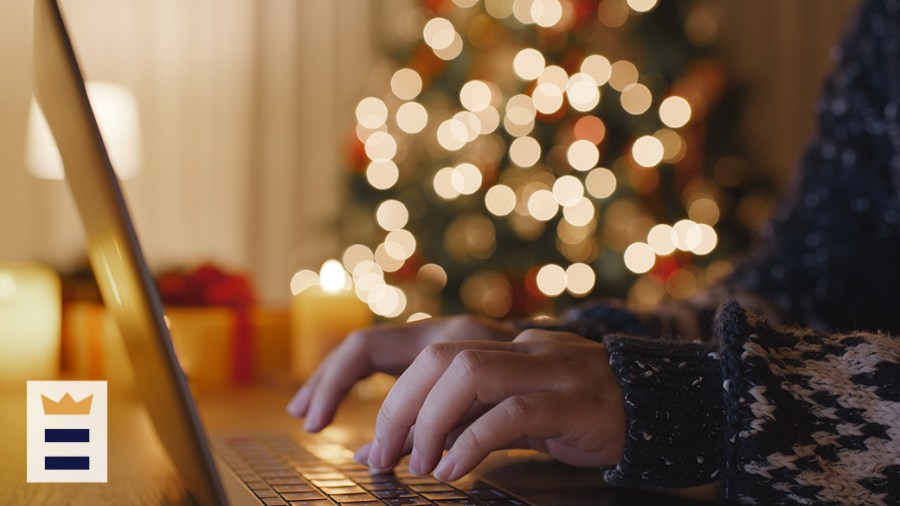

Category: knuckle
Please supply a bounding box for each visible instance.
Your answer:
[455,427,484,455]
[513,328,545,343]
[503,395,534,421]
[419,342,455,368]
[345,329,368,349]
[453,349,486,378]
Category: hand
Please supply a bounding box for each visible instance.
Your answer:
[286,315,519,432]
[355,329,626,482]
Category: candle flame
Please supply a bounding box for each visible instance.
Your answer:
[320,260,347,294]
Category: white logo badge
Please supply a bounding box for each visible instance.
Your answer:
[27,381,107,483]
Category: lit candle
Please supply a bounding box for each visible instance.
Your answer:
[0,264,61,386]
[290,260,372,381]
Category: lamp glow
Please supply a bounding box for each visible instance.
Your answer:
[26,81,142,180]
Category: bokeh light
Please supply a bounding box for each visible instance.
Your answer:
[659,96,692,128]
[647,224,677,255]
[513,48,546,81]
[552,175,584,207]
[396,102,428,134]
[536,264,567,297]
[562,197,595,226]
[451,162,484,195]
[566,73,601,112]
[527,189,559,221]
[567,139,600,171]
[565,262,596,296]
[581,54,612,86]
[376,199,410,231]
[609,60,639,91]
[417,263,448,294]
[631,135,664,167]
[623,242,655,274]
[391,68,423,100]
[290,269,318,296]
[485,184,517,216]
[460,80,493,112]
[509,136,542,167]
[366,160,399,190]
[342,244,375,273]
[585,167,616,199]
[620,83,652,115]
[365,131,398,162]
[626,0,658,13]
[423,17,456,50]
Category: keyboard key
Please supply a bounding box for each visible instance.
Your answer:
[281,491,327,501]
[409,484,453,493]
[422,491,467,500]
[255,489,279,498]
[288,501,334,506]
[274,484,316,493]
[296,466,336,474]
[336,463,369,472]
[262,498,287,506]
[400,477,441,486]
[312,479,357,489]
[483,499,528,505]
[304,472,347,481]
[330,492,376,503]
[433,500,481,505]
[371,488,414,499]
[383,498,432,506]
[268,477,308,486]
[466,489,508,500]
[321,485,366,495]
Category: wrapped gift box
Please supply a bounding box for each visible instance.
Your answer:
[62,303,290,392]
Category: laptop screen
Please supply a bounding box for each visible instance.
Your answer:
[32,0,226,503]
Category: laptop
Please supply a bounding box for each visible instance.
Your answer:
[32,0,712,504]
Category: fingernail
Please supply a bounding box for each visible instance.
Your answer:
[354,443,372,465]
[367,439,385,470]
[433,453,457,482]
[303,408,321,433]
[286,390,306,417]
[408,447,422,475]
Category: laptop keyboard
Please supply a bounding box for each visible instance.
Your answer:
[214,434,528,506]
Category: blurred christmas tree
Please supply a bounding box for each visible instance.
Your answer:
[327,0,774,320]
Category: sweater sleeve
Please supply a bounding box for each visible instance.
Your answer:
[716,301,899,505]
[602,302,899,505]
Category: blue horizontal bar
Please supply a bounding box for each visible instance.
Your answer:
[45,429,89,443]
[45,456,90,470]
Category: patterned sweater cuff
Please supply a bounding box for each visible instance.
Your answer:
[603,335,724,487]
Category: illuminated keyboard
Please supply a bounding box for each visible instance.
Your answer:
[214,434,528,506]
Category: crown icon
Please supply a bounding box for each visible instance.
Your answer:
[41,393,94,415]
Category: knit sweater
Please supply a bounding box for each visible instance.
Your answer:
[539,0,900,503]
